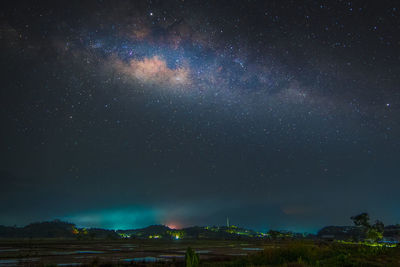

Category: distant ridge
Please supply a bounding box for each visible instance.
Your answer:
[0,220,303,240]
[2,219,399,242]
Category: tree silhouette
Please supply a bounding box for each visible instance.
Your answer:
[350,213,370,228]
[350,213,384,242]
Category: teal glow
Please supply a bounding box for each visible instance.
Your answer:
[62,207,162,230]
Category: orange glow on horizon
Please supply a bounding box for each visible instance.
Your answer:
[166,223,181,229]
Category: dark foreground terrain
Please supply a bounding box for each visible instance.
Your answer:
[0,239,400,266]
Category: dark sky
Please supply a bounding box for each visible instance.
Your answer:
[1,0,400,232]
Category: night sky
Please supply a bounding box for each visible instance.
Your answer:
[1,0,400,232]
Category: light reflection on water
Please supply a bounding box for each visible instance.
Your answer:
[123,256,171,262]
[242,247,263,251]
[0,249,20,252]
[52,250,104,255]
[0,258,40,266]
[0,259,18,266]
[159,254,185,258]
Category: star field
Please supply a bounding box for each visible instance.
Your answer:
[1,0,400,231]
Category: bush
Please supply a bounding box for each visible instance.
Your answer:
[185,247,199,267]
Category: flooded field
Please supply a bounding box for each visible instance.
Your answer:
[0,239,267,266]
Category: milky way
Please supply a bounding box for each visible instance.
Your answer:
[90,17,315,109]
[1,0,400,231]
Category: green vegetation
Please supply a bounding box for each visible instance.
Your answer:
[185,247,200,267]
[351,212,385,242]
[201,241,400,266]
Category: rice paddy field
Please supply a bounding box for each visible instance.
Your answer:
[0,239,400,266]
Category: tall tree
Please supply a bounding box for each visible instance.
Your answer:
[350,213,384,242]
[351,213,370,228]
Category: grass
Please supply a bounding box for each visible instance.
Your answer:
[200,241,400,266]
